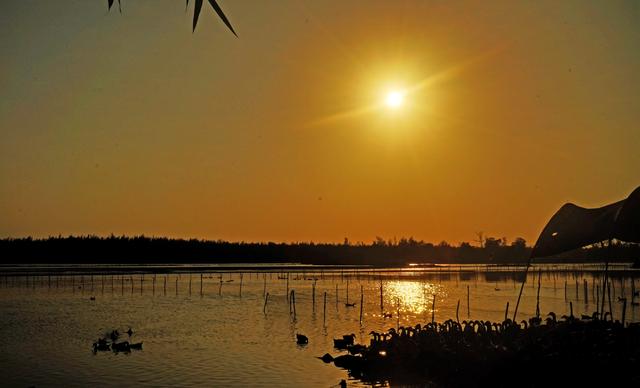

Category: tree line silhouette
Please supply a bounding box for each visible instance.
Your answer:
[1,235,637,265]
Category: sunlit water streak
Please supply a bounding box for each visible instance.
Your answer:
[1,264,639,387]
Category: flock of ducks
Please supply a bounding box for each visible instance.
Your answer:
[92,328,143,354]
[316,313,640,386]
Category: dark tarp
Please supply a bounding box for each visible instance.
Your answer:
[531,186,640,258]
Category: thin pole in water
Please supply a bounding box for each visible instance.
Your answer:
[335,284,338,311]
[431,294,436,323]
[396,297,400,330]
[359,285,364,324]
[504,301,510,322]
[263,292,270,315]
[200,273,203,296]
[467,285,470,318]
[312,280,316,312]
[239,273,243,297]
[536,269,542,318]
[323,291,327,326]
[380,278,384,312]
[456,299,460,323]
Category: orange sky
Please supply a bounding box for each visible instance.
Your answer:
[1,1,638,244]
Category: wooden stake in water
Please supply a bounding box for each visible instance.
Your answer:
[359,285,364,324]
[380,279,384,312]
[570,301,574,318]
[163,276,167,296]
[536,269,542,318]
[583,279,588,304]
[323,291,327,326]
[263,292,270,315]
[396,297,400,330]
[189,273,192,295]
[564,280,567,301]
[431,294,436,323]
[335,284,338,311]
[346,278,350,304]
[607,282,612,315]
[200,273,203,296]
[622,298,627,326]
[153,275,156,295]
[312,280,316,312]
[504,302,510,322]
[456,300,460,323]
[263,274,266,297]
[286,274,290,302]
[239,273,243,297]
[291,290,297,320]
[467,285,470,318]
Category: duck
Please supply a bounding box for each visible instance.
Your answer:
[126,327,133,336]
[110,330,120,341]
[296,333,309,345]
[129,342,143,350]
[111,341,130,352]
[333,334,356,349]
[344,302,356,308]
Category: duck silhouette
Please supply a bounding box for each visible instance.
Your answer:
[333,334,356,349]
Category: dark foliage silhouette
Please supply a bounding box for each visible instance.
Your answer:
[1,235,637,265]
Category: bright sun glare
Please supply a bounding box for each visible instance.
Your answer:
[385,91,404,108]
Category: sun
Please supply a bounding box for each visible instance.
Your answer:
[385,91,404,108]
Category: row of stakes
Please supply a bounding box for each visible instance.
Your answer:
[2,271,638,325]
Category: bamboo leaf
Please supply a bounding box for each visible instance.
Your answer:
[207,0,237,37]
[193,0,203,32]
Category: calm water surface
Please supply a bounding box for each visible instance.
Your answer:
[1,264,639,387]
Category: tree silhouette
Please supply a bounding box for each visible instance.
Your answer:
[107,0,237,35]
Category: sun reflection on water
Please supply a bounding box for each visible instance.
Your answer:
[384,281,446,315]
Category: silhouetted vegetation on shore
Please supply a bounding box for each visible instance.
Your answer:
[1,235,638,265]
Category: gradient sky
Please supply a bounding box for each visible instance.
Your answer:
[1,1,638,244]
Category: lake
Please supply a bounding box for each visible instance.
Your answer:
[1,264,638,387]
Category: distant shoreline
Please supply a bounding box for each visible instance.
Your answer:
[2,235,638,268]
